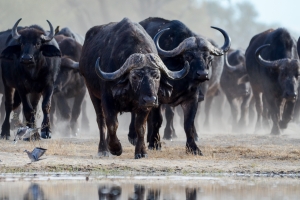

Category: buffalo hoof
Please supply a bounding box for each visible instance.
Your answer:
[128,135,137,146]
[163,135,172,141]
[98,151,110,157]
[186,146,203,156]
[108,144,122,156]
[41,131,52,139]
[279,121,288,129]
[134,154,148,159]
[148,143,161,151]
[1,135,10,140]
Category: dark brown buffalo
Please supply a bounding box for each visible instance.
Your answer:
[245,28,300,134]
[220,49,251,132]
[79,18,189,159]
[128,17,230,155]
[0,18,61,139]
[50,35,88,136]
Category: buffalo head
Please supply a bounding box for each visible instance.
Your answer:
[1,18,61,78]
[95,53,189,108]
[153,26,231,82]
[224,50,250,97]
[256,44,300,101]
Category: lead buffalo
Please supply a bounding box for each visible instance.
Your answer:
[0,18,61,139]
[128,17,230,154]
[245,28,300,134]
[79,18,189,159]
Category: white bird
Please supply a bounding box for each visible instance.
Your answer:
[24,147,47,162]
[14,126,40,143]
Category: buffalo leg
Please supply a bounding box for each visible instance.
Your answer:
[128,112,137,145]
[89,93,109,157]
[102,97,122,156]
[10,92,22,130]
[80,97,90,132]
[1,86,14,139]
[163,105,175,140]
[227,97,239,132]
[134,109,150,159]
[253,91,263,132]
[148,105,163,150]
[50,96,56,132]
[70,92,85,136]
[40,86,54,139]
[0,95,5,124]
[279,101,295,129]
[56,94,71,136]
[181,99,202,155]
[238,94,251,132]
[266,97,281,135]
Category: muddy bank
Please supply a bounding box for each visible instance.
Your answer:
[0,129,300,175]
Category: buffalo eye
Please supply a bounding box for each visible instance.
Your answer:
[132,75,138,81]
[152,73,160,79]
[35,42,41,48]
[184,52,194,62]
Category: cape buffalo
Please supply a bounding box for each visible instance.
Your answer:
[79,18,189,159]
[245,28,300,134]
[55,26,84,45]
[161,39,224,141]
[51,35,88,136]
[128,17,230,155]
[0,18,61,140]
[220,49,251,132]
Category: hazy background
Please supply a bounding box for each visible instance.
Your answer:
[1,0,298,50]
[1,0,299,135]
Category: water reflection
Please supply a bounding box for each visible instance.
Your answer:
[146,188,161,200]
[1,176,300,200]
[98,185,121,200]
[23,184,45,200]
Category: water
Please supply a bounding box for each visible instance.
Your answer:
[1,174,300,200]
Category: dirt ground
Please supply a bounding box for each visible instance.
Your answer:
[1,121,300,176]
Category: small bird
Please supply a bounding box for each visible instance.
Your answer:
[14,126,40,143]
[24,147,47,162]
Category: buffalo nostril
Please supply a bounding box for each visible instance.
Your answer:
[143,96,156,104]
[196,70,209,80]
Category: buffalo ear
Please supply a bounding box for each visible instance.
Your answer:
[159,79,173,99]
[0,45,21,60]
[40,45,61,57]
[237,74,249,84]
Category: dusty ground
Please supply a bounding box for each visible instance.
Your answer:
[1,120,300,175]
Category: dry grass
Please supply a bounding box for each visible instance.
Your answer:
[1,133,300,174]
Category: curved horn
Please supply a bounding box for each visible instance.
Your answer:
[148,54,190,80]
[255,44,283,68]
[210,26,231,56]
[95,54,144,81]
[224,52,237,73]
[153,28,197,57]
[41,20,54,42]
[11,18,22,40]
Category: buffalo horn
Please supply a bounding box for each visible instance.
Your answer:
[11,18,22,40]
[95,54,144,81]
[209,26,231,56]
[255,44,285,68]
[41,20,54,42]
[148,54,190,80]
[224,52,237,72]
[153,28,197,57]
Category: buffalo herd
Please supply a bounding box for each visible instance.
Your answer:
[0,17,299,159]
